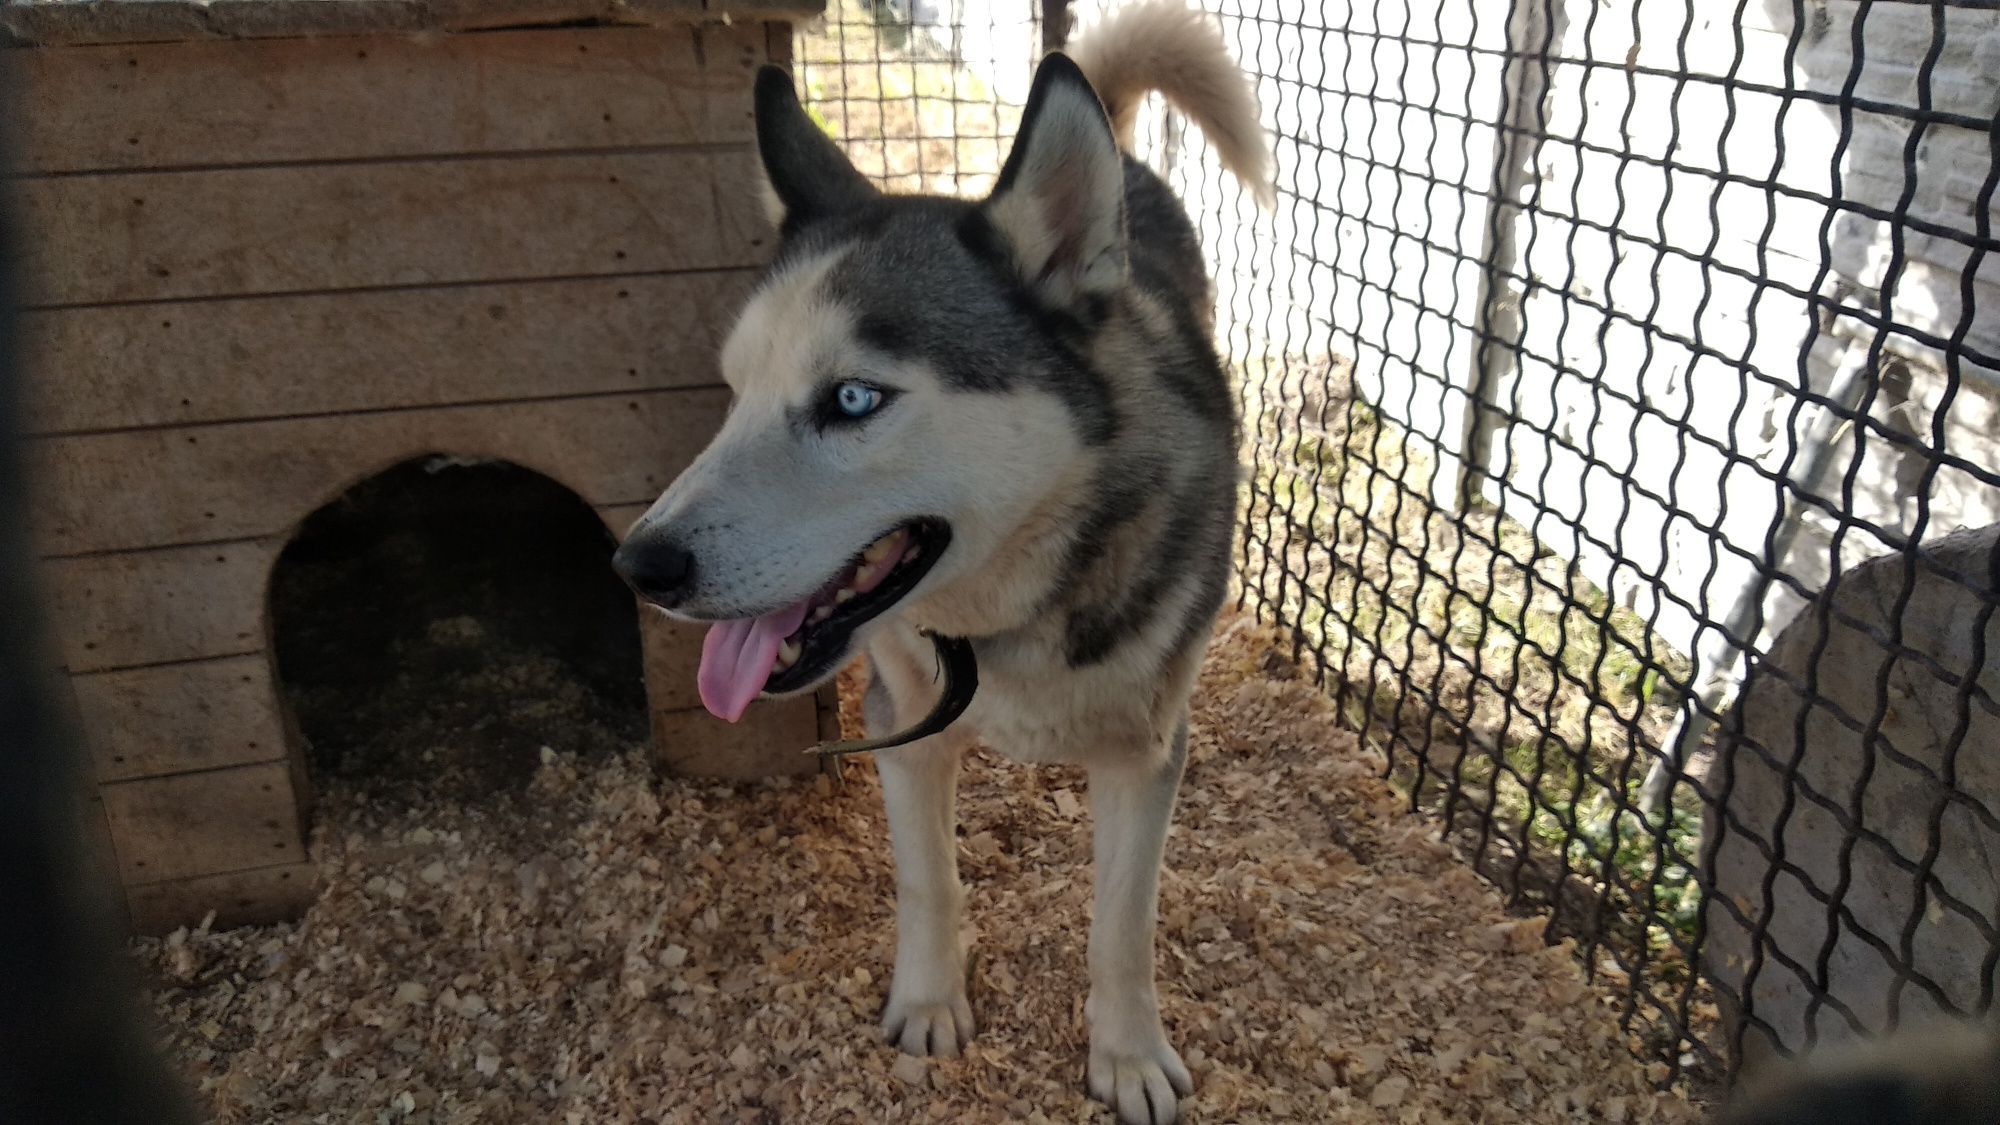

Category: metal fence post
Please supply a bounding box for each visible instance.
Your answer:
[1441,0,1561,513]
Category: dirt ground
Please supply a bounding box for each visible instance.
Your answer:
[135,611,1704,1124]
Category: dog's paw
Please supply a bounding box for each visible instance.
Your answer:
[880,990,976,1059]
[1087,1037,1194,1125]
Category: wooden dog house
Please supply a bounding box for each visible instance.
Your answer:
[9,0,831,935]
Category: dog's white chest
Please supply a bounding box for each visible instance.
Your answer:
[961,643,1165,767]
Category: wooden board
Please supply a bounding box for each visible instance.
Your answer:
[596,503,656,541]
[81,796,123,906]
[22,149,767,306]
[816,683,842,742]
[100,761,307,885]
[0,0,819,49]
[70,654,287,782]
[766,17,797,66]
[36,387,730,556]
[125,862,319,935]
[653,698,822,780]
[16,25,763,173]
[25,271,754,434]
[43,539,280,674]
[640,610,707,713]
[720,0,826,16]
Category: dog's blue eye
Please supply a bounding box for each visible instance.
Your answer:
[834,382,883,419]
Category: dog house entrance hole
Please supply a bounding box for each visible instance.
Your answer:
[269,457,646,813]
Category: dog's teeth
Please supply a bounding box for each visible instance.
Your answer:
[835,588,855,604]
[903,542,921,563]
[863,535,899,565]
[811,605,834,623]
[777,640,800,667]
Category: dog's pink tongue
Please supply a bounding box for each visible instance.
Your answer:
[697,600,813,723]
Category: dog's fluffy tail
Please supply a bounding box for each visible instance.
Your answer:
[1066,0,1276,210]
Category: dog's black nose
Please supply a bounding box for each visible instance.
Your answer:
[613,536,696,606]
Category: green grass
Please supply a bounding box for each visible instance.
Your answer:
[1237,354,1704,965]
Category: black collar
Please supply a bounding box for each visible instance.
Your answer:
[810,633,978,760]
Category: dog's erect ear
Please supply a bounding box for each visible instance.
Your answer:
[980,53,1128,308]
[755,65,876,228]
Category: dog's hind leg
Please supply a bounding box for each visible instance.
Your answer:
[1084,718,1194,1125]
[866,646,976,1058]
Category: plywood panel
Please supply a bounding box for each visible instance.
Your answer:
[17,25,763,173]
[125,862,318,935]
[26,271,754,434]
[43,539,279,673]
[100,761,307,885]
[23,149,767,306]
[71,654,286,782]
[653,697,822,779]
[36,387,730,556]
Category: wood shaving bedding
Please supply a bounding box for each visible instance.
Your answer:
[136,615,1702,1123]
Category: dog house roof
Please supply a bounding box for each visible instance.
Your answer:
[2,0,824,48]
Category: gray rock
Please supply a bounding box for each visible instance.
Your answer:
[1703,522,1999,1066]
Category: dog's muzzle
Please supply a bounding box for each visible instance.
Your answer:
[612,532,695,610]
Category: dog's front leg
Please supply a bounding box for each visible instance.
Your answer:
[866,657,975,1058]
[1085,720,1193,1125]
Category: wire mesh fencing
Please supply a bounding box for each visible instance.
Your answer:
[799,0,2000,1085]
[794,0,1054,197]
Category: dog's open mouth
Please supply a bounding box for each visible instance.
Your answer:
[695,518,949,722]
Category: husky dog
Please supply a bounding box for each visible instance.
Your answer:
[613,4,1271,1120]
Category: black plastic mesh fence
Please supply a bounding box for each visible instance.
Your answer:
[801,0,2000,1083]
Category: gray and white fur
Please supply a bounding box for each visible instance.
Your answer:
[614,5,1272,1121]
